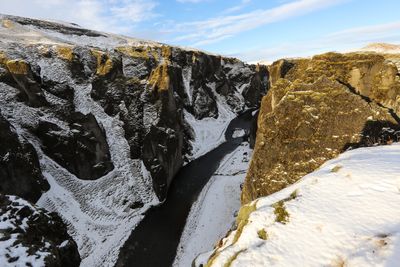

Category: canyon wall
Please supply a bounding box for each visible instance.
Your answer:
[0,14,268,266]
[242,52,400,202]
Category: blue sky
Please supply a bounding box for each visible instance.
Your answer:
[1,0,400,61]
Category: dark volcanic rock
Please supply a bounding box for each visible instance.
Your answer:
[35,112,114,180]
[5,59,48,107]
[0,113,49,202]
[0,194,80,267]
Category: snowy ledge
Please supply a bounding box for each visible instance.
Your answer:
[202,143,400,267]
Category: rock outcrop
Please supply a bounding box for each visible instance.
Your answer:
[0,194,80,267]
[0,112,49,202]
[242,52,400,203]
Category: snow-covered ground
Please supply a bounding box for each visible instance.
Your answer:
[0,14,159,49]
[359,43,400,54]
[173,142,252,267]
[204,143,400,267]
[0,196,51,267]
[184,105,236,160]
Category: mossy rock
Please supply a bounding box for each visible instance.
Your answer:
[2,19,14,28]
[91,49,113,76]
[6,59,30,75]
[56,45,74,61]
[242,66,399,203]
[117,46,159,61]
[148,62,170,91]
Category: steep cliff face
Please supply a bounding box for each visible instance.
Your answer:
[0,14,268,266]
[0,113,49,202]
[242,52,400,203]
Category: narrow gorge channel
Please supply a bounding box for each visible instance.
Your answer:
[115,110,255,267]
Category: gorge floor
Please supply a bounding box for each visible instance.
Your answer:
[115,110,255,267]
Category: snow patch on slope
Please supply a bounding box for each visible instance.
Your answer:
[34,83,158,266]
[185,82,240,160]
[0,14,158,49]
[205,143,400,267]
[174,142,252,267]
[0,75,158,267]
[359,43,400,54]
[0,196,52,267]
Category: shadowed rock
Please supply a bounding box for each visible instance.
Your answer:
[0,113,49,202]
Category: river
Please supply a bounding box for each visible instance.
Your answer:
[115,110,255,267]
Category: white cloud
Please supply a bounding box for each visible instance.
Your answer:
[110,0,158,23]
[168,0,348,46]
[222,0,252,15]
[327,21,400,42]
[234,21,400,62]
[0,0,158,34]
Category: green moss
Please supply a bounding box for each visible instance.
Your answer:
[117,46,160,61]
[56,46,74,61]
[272,200,289,224]
[257,229,268,240]
[331,165,342,172]
[232,202,257,243]
[148,63,170,91]
[0,52,7,66]
[223,249,246,267]
[6,59,29,75]
[289,189,298,200]
[91,50,113,76]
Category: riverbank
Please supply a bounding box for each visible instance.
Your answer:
[115,111,255,267]
[173,142,252,267]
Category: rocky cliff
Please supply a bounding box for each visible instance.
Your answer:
[242,52,400,202]
[0,14,268,266]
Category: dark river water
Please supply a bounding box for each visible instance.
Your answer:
[115,110,255,267]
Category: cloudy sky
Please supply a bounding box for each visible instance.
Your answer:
[1,0,400,62]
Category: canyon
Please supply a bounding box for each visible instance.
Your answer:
[0,14,400,267]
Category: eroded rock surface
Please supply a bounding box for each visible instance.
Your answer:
[242,52,400,203]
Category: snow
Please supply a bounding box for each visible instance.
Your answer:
[184,102,236,160]
[0,235,48,267]
[0,14,159,49]
[359,43,400,54]
[174,142,252,267]
[33,82,159,266]
[232,129,246,138]
[184,78,249,160]
[0,196,51,267]
[0,62,158,267]
[182,66,193,104]
[205,143,400,267]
